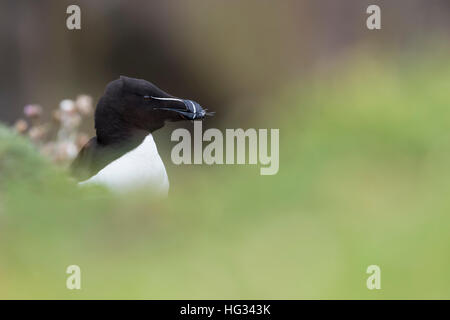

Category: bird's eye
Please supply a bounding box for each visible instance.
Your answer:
[143,95,151,101]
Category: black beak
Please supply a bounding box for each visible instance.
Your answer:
[151,97,214,120]
[180,99,210,120]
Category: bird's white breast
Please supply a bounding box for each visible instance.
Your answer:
[79,134,169,196]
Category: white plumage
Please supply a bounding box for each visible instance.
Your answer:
[79,134,169,196]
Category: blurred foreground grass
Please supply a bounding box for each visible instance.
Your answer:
[1,50,450,299]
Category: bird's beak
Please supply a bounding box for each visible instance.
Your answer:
[179,99,206,120]
[152,97,214,120]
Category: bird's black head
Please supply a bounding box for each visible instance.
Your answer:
[95,76,212,144]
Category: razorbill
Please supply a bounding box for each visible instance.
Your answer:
[71,76,212,195]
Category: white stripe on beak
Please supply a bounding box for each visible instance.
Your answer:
[151,96,184,103]
[189,101,197,119]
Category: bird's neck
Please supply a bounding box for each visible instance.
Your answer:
[94,100,148,148]
[97,125,148,148]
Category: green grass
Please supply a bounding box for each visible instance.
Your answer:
[1,50,450,299]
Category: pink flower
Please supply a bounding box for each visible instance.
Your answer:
[24,104,43,118]
[75,95,94,116]
[14,119,28,134]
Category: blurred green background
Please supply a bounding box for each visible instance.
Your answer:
[1,0,450,299]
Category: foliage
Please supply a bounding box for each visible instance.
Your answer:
[1,51,450,299]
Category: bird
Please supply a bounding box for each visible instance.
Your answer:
[70,76,212,196]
